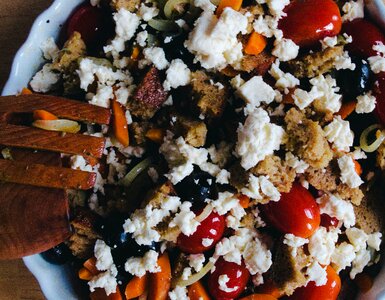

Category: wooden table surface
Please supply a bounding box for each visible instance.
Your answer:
[0,1,52,299]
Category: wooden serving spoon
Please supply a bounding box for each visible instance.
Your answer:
[0,94,111,259]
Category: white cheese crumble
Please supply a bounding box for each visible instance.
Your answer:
[283,233,309,256]
[169,286,189,300]
[30,63,60,93]
[124,250,161,277]
[356,92,376,114]
[88,265,118,296]
[331,242,356,273]
[323,116,354,152]
[317,194,355,228]
[41,37,59,61]
[169,201,200,236]
[285,152,309,174]
[136,31,148,47]
[237,76,276,111]
[142,47,169,70]
[334,51,356,70]
[321,36,338,49]
[272,38,299,62]
[218,274,238,293]
[310,75,342,113]
[342,0,364,22]
[269,59,300,92]
[307,262,328,287]
[338,155,363,188]
[94,240,114,271]
[138,3,159,21]
[308,227,340,265]
[188,254,205,272]
[185,8,248,70]
[163,59,191,91]
[236,108,285,170]
[368,42,385,73]
[292,87,323,110]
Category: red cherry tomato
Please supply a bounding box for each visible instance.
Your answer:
[66,3,104,45]
[260,182,320,238]
[278,0,342,48]
[208,257,250,299]
[288,266,341,300]
[177,209,225,254]
[343,19,385,58]
[320,214,339,230]
[373,72,385,126]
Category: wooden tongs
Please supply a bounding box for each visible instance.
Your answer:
[0,94,111,259]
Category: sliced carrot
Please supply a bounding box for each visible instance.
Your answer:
[354,160,362,176]
[125,274,148,299]
[148,253,171,300]
[21,87,33,95]
[83,257,99,276]
[90,288,123,300]
[188,281,211,300]
[112,99,129,147]
[146,128,166,144]
[337,101,356,120]
[216,0,242,15]
[33,109,58,121]
[79,267,94,281]
[354,273,373,293]
[244,32,268,56]
[239,294,278,300]
[238,194,250,208]
[131,46,140,60]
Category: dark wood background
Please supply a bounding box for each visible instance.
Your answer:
[0,1,52,299]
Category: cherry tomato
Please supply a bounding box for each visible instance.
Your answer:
[343,19,385,58]
[207,257,250,299]
[287,266,341,300]
[177,208,225,254]
[320,214,339,230]
[66,3,105,46]
[373,72,385,126]
[260,182,320,238]
[278,0,341,48]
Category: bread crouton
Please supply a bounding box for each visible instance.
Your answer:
[174,116,208,147]
[110,0,140,12]
[285,108,333,169]
[240,51,275,75]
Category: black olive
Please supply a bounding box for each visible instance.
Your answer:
[162,33,195,65]
[96,212,130,248]
[336,57,373,101]
[174,166,218,203]
[40,243,73,265]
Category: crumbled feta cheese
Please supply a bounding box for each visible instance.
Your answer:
[308,227,340,265]
[138,3,159,21]
[136,31,148,47]
[338,155,363,188]
[143,47,169,70]
[342,0,364,22]
[236,108,285,170]
[266,0,290,17]
[188,254,205,272]
[352,148,367,160]
[94,240,114,271]
[163,59,191,91]
[346,227,368,251]
[323,116,354,152]
[169,286,189,300]
[306,261,327,286]
[123,196,181,245]
[272,38,299,62]
[253,15,282,39]
[321,36,338,49]
[237,76,276,110]
[285,152,309,174]
[202,238,214,247]
[194,0,216,11]
[230,74,245,89]
[209,191,239,215]
[269,59,300,92]
[169,201,200,236]
[242,234,272,275]
[292,87,323,110]
[350,248,371,279]
[283,233,309,256]
[317,194,355,228]
[41,37,59,61]
[356,92,376,114]
[89,85,114,108]
[218,274,238,293]
[124,250,161,277]
[368,55,385,73]
[185,8,248,69]
[309,75,342,113]
[334,51,356,70]
[331,242,356,273]
[30,63,59,93]
[88,265,118,296]
[367,232,382,251]
[181,267,192,280]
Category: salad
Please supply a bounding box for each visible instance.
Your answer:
[18,0,385,299]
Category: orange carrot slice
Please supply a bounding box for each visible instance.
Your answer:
[244,32,268,56]
[83,257,99,276]
[238,194,250,208]
[188,281,211,300]
[90,288,123,300]
[148,253,171,300]
[21,87,33,95]
[112,99,129,147]
[216,0,242,15]
[79,267,94,281]
[125,274,148,299]
[354,160,362,176]
[337,101,356,120]
[33,110,58,121]
[239,294,278,300]
[146,128,166,144]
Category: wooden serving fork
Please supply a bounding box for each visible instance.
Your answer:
[0,94,111,259]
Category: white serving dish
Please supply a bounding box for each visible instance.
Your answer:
[2,0,385,299]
